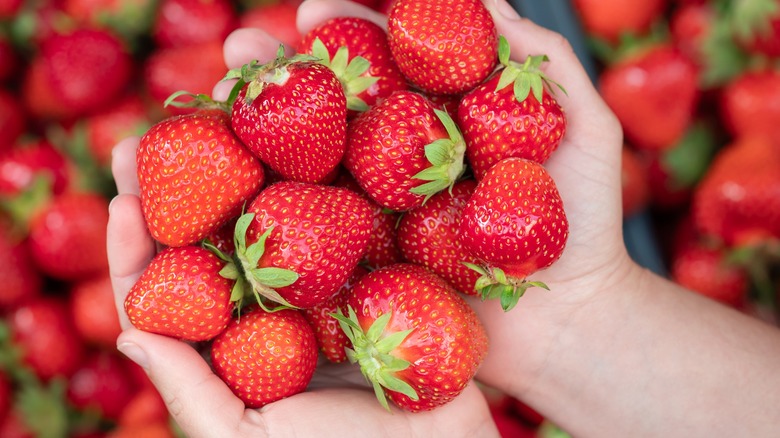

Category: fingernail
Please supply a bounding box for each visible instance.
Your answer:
[118,342,150,370]
[493,0,522,20]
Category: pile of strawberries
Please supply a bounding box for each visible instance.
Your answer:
[580,0,780,319]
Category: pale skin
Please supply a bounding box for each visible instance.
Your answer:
[108,0,780,437]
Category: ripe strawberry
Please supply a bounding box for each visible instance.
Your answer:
[671,241,748,308]
[335,263,488,412]
[118,387,169,427]
[107,422,176,438]
[692,135,780,247]
[572,0,667,42]
[298,16,408,114]
[9,297,85,381]
[669,0,715,67]
[27,192,110,281]
[66,350,137,420]
[301,265,368,363]
[0,139,71,197]
[0,226,41,310]
[345,90,467,211]
[387,0,498,95]
[0,90,25,151]
[143,41,227,116]
[240,2,301,48]
[458,158,569,311]
[137,109,264,247]
[719,68,780,144]
[458,37,567,180]
[36,28,133,119]
[81,93,152,168]
[397,179,482,296]
[70,273,122,348]
[62,0,157,42]
[242,181,373,308]
[125,245,235,341]
[620,146,649,218]
[599,43,700,152]
[229,50,347,183]
[210,306,318,408]
[152,0,238,49]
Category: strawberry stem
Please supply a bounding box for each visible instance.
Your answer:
[464,263,549,311]
[409,109,467,202]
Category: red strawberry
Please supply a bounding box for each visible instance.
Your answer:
[27,192,110,281]
[669,0,715,67]
[397,179,482,296]
[731,0,780,57]
[387,0,498,95]
[0,226,41,310]
[458,37,567,180]
[458,158,569,311]
[70,273,122,348]
[692,135,780,247]
[335,263,488,412]
[0,139,71,197]
[125,245,235,341]
[0,90,25,151]
[242,181,373,308]
[81,93,152,168]
[301,265,368,363]
[620,145,650,218]
[345,90,467,211]
[66,350,137,420]
[9,297,85,381]
[719,68,780,144]
[599,43,700,152]
[36,28,133,119]
[298,16,408,114]
[671,241,748,308]
[118,387,169,427]
[210,306,318,408]
[137,109,264,247]
[107,423,176,438]
[62,0,158,42]
[152,0,238,49]
[143,41,227,116]
[240,2,301,48]
[572,0,667,42]
[229,50,347,183]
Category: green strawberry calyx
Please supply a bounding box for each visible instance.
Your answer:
[332,305,417,411]
[310,37,379,112]
[409,109,467,203]
[163,90,231,112]
[223,45,320,105]
[463,263,549,312]
[495,35,567,103]
[206,212,299,313]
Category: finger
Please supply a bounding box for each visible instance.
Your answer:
[297,0,387,34]
[111,136,141,196]
[117,329,249,438]
[223,27,290,69]
[108,194,155,329]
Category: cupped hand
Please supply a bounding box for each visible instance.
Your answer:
[107,1,500,437]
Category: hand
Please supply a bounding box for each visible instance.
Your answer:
[108,1,500,437]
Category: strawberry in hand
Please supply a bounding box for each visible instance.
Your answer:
[458,158,569,311]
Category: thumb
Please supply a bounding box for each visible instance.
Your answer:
[116,329,259,438]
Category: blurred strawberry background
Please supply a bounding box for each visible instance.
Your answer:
[0,0,778,436]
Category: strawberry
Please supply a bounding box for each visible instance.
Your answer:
[719,68,780,144]
[66,350,137,420]
[334,263,488,412]
[81,93,152,168]
[242,181,373,308]
[599,43,700,152]
[9,297,85,381]
[210,306,318,408]
[229,49,347,183]
[35,28,133,119]
[691,135,780,247]
[27,192,110,281]
[671,241,748,308]
[458,158,569,311]
[669,0,715,68]
[152,0,238,49]
[143,41,227,116]
[620,145,649,218]
[0,226,41,310]
[458,37,567,180]
[298,16,408,114]
[397,179,482,296]
[118,387,169,427]
[0,32,19,83]
[240,2,302,48]
[730,0,780,57]
[62,0,158,43]
[69,273,122,348]
[0,139,71,197]
[0,90,25,151]
[387,0,498,95]
[345,90,467,211]
[125,245,235,341]
[137,109,264,247]
[572,0,667,42]
[301,265,368,363]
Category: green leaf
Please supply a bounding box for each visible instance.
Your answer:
[378,372,419,401]
[496,67,520,92]
[462,262,488,276]
[500,286,520,312]
[514,73,532,102]
[311,38,331,65]
[249,267,299,288]
[423,139,453,166]
[366,312,392,344]
[374,328,414,354]
[343,55,371,81]
[372,380,391,411]
[493,267,508,285]
[219,263,240,280]
[330,45,350,75]
[245,226,273,267]
[233,213,255,255]
[498,35,511,66]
